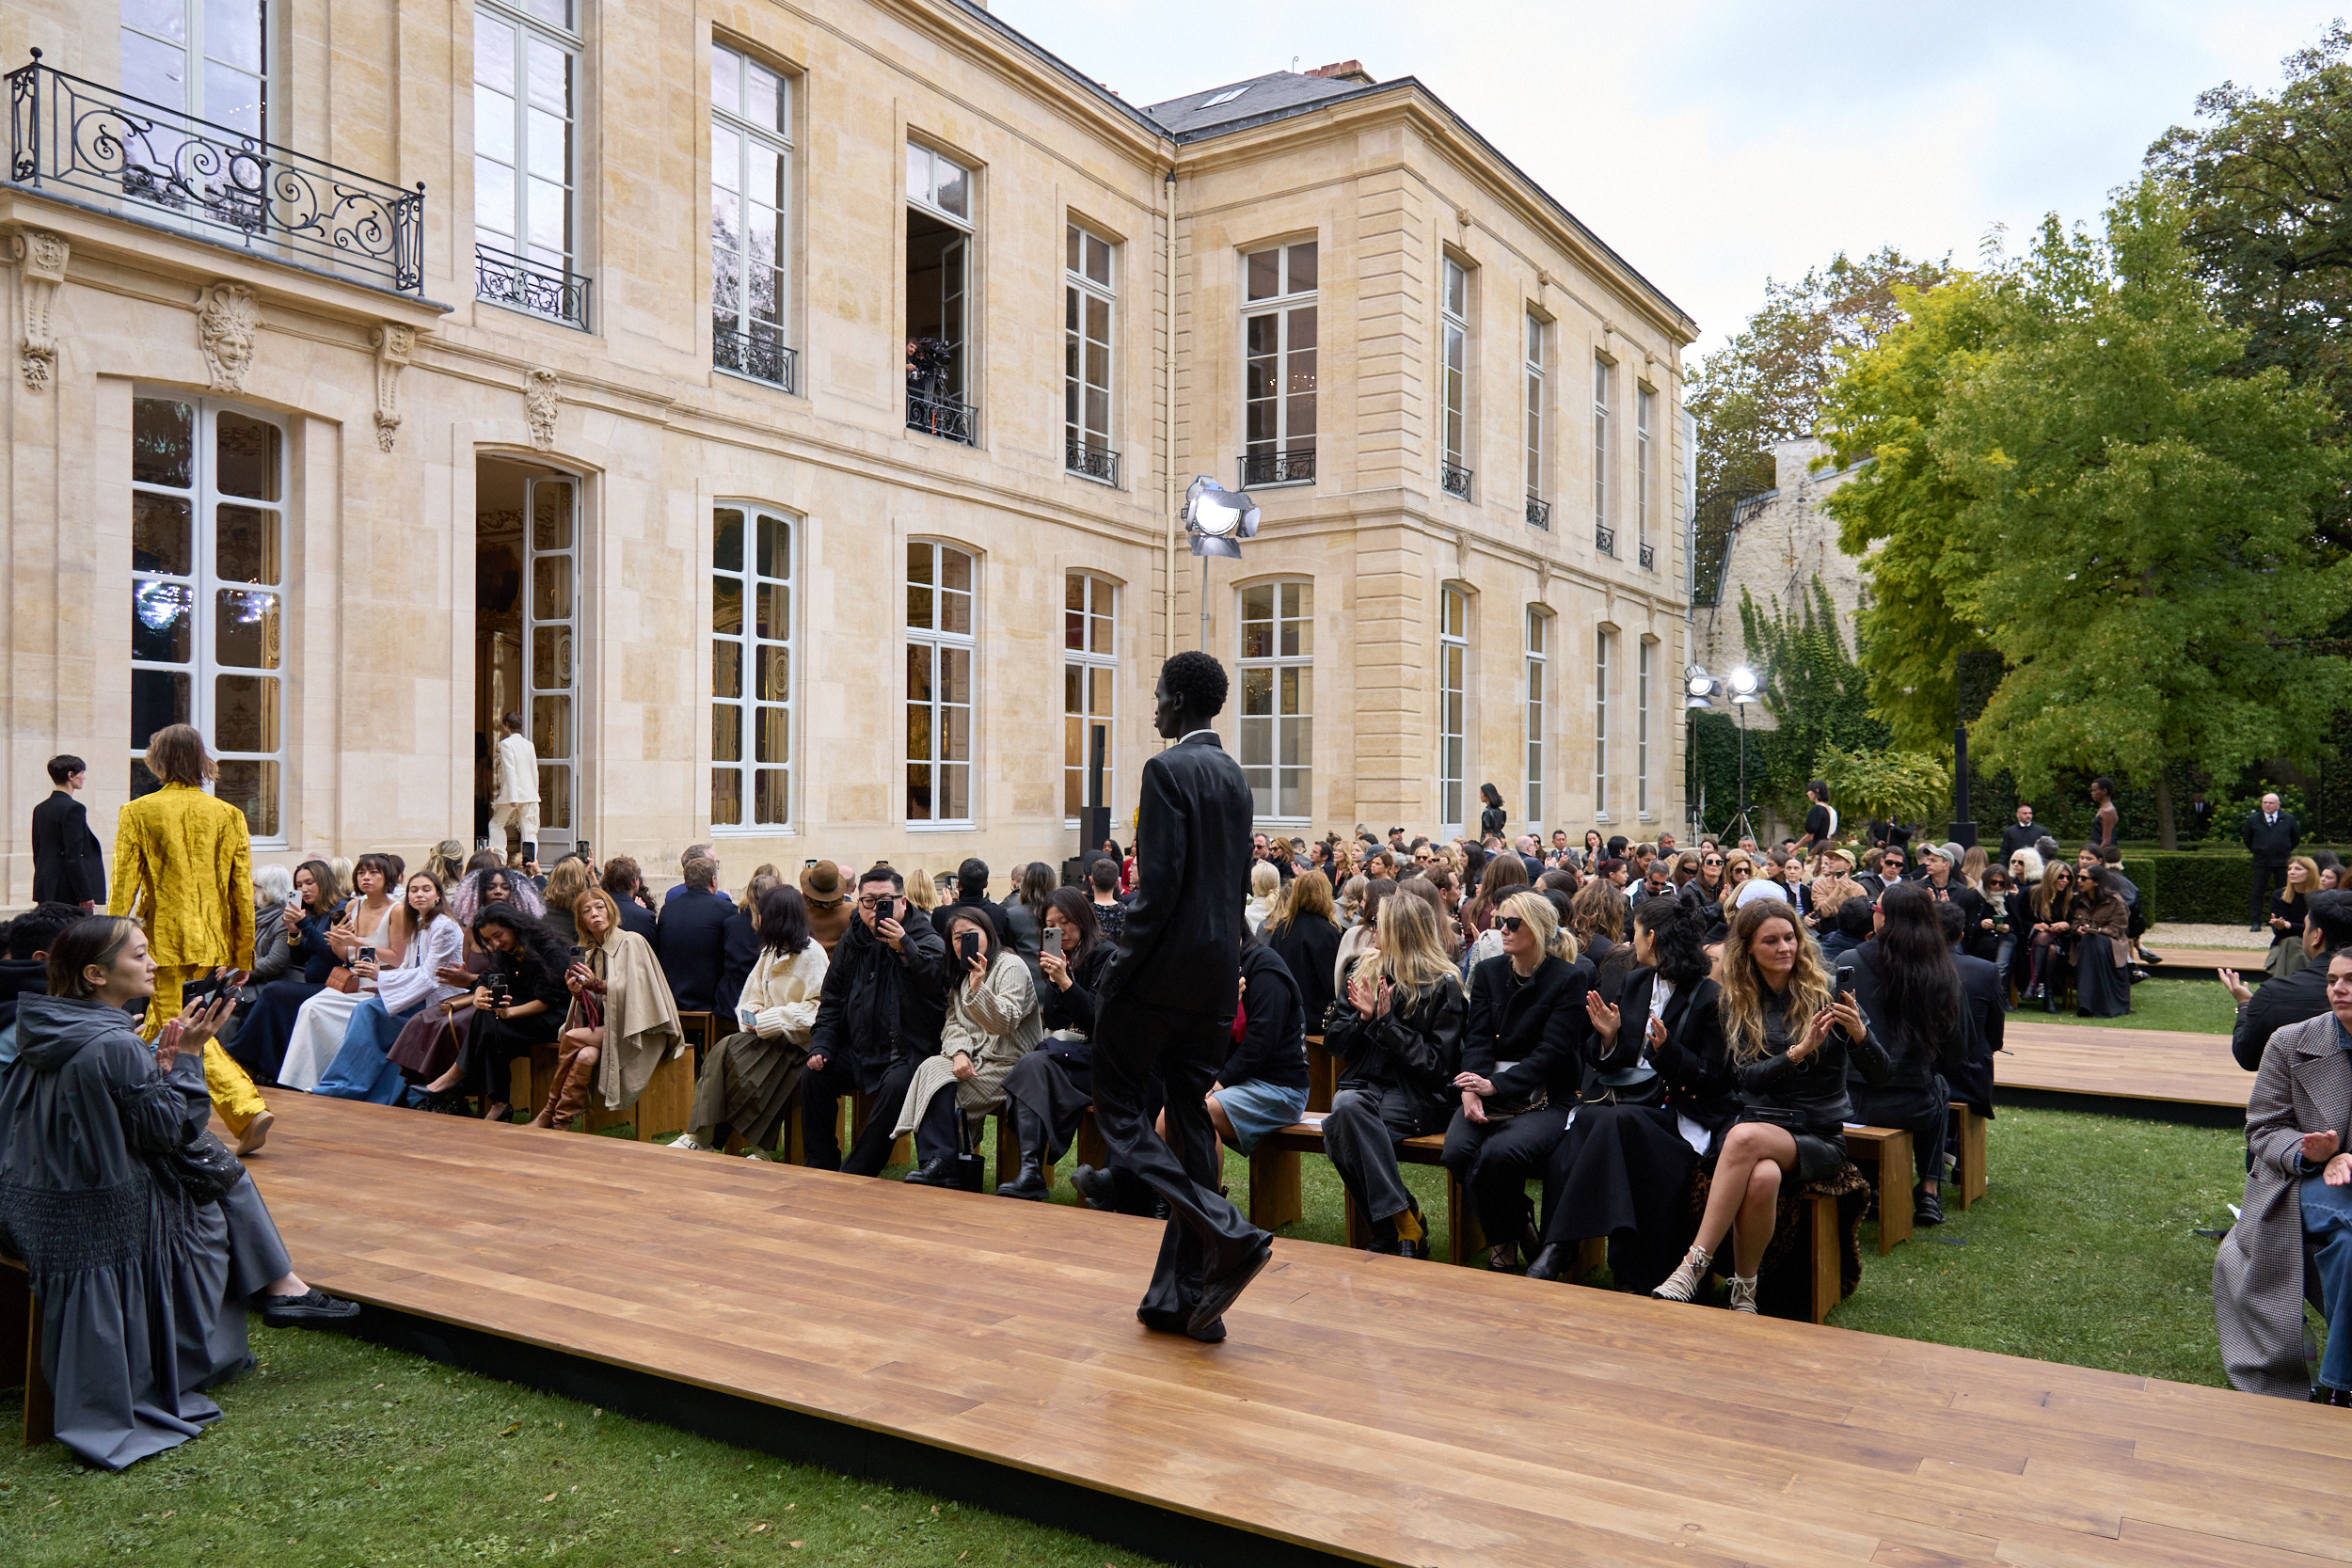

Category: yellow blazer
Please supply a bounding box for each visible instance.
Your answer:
[107,783,255,970]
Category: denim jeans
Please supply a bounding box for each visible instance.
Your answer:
[2303,1171,2352,1391]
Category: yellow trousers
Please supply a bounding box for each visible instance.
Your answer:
[145,963,268,1137]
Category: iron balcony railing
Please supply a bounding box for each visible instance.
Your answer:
[1241,447,1314,486]
[1440,462,1473,500]
[1066,441,1120,485]
[908,390,977,445]
[1596,523,1616,557]
[8,50,423,293]
[1525,496,1551,530]
[1639,542,1656,570]
[713,324,797,394]
[476,242,591,330]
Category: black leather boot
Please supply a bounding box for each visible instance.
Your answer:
[902,1156,956,1187]
[996,1104,1051,1200]
[1071,1164,1118,1210]
[1523,1243,1570,1282]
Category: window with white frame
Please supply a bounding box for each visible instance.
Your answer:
[130,393,288,842]
[906,142,975,436]
[474,0,582,315]
[710,504,794,830]
[1525,609,1548,833]
[1065,225,1116,480]
[1064,573,1116,820]
[710,43,794,390]
[1637,637,1653,817]
[120,0,266,136]
[1237,581,1312,820]
[1524,312,1547,524]
[1440,258,1470,497]
[1438,587,1469,833]
[1637,384,1655,562]
[1593,354,1613,550]
[1243,242,1318,482]
[906,541,975,823]
[1594,626,1612,816]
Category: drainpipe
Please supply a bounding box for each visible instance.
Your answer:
[1163,166,1178,661]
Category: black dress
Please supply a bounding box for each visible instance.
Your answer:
[225,903,342,1084]
[1731,985,1890,1182]
[448,945,571,1107]
[999,942,1113,1162]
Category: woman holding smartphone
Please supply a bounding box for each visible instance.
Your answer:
[997,889,1109,1199]
[226,858,342,1085]
[278,854,405,1091]
[314,873,467,1104]
[894,908,1041,1188]
[417,905,574,1121]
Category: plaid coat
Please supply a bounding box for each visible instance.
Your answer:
[2216,1012,2352,1398]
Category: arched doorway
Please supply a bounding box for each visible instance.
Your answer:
[475,455,580,858]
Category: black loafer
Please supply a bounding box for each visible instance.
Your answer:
[902,1157,956,1187]
[1187,1232,1273,1338]
[1137,1307,1226,1343]
[1914,1186,1945,1227]
[1070,1164,1118,1211]
[262,1288,360,1327]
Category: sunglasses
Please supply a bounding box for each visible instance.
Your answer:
[1496,916,1525,933]
[1704,857,1724,866]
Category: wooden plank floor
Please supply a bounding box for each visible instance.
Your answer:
[1998,1022,2249,1111]
[229,1095,2348,1567]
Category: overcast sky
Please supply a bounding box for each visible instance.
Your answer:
[993,0,2341,360]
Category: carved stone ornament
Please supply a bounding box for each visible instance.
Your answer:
[371,324,416,452]
[12,230,69,393]
[195,281,260,393]
[524,367,559,452]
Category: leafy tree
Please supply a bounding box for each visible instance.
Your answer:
[1736,577,1888,821]
[2148,24,2352,551]
[1819,746,1952,830]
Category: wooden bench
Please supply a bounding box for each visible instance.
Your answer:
[1248,1119,1484,1265]
[1838,1125,1915,1254]
[511,1039,696,1142]
[1304,1036,1335,1114]
[0,1257,53,1447]
[1950,1102,1987,1210]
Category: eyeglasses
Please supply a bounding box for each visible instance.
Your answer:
[1495,916,1525,933]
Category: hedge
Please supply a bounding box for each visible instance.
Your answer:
[2114,851,2341,927]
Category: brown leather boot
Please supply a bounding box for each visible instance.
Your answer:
[531,1046,591,1130]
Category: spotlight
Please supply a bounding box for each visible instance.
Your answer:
[1728,665,1760,701]
[1184,476,1259,559]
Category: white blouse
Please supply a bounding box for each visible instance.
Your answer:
[373,916,467,1014]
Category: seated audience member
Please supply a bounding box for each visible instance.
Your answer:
[2024,863,2077,1008]
[717,871,782,1021]
[1460,852,1532,947]
[1087,857,1128,942]
[1443,891,1591,1271]
[419,905,572,1120]
[2069,865,2134,1018]
[1807,850,1864,931]
[1835,883,1972,1227]
[1321,895,1468,1257]
[315,872,468,1103]
[662,844,721,904]
[898,906,1041,1187]
[1937,899,2003,1129]
[2225,891,2352,1070]
[228,860,343,1083]
[278,854,405,1092]
[1000,862,1054,986]
[1820,895,1875,962]
[1334,877,1399,991]
[1529,895,1730,1291]
[0,901,87,1051]
[655,854,732,1013]
[540,856,591,947]
[1979,867,2017,974]
[0,916,356,1470]
[1002,889,1112,1199]
[672,884,828,1154]
[799,860,855,955]
[2003,849,2043,998]
[803,867,953,1174]
[1653,899,1888,1313]
[1244,860,1282,934]
[1569,877,1628,965]
[1263,864,1343,1028]
[2215,949,2352,1401]
[533,887,685,1130]
[1398,875,1460,962]
[450,863,547,926]
[928,858,991,942]
[1194,927,1311,1157]
[2268,857,2321,979]
[392,861,543,1085]
[601,856,657,941]
[246,865,297,985]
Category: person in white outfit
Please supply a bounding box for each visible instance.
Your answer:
[669,885,830,1154]
[490,710,540,861]
[313,873,469,1103]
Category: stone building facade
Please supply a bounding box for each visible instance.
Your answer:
[0,1,1694,897]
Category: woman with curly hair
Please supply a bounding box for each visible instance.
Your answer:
[1652,899,1887,1312]
[1567,877,1628,965]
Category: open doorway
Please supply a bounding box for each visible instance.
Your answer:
[904,144,972,442]
[474,455,579,861]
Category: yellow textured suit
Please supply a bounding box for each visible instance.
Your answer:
[108,782,267,1134]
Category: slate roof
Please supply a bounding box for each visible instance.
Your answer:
[1143,71,1365,136]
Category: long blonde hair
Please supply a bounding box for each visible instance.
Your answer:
[1718,849,1757,912]
[1718,899,1832,1065]
[1499,890,1578,964]
[1368,892,1457,1001]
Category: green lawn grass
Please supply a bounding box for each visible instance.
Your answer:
[2029,974,2235,1034]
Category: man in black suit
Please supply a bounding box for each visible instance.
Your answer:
[654,853,733,1011]
[2223,890,2352,1070]
[1092,651,1272,1342]
[1997,804,2041,862]
[30,753,104,911]
[2242,792,2301,930]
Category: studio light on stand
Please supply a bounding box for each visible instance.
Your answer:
[1683,665,1717,840]
[1183,475,1260,651]
[1726,664,1762,846]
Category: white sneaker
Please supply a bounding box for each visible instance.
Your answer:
[1727,1274,1759,1314]
[667,1133,705,1152]
[1653,1244,1710,1302]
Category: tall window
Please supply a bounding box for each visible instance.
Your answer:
[1524,312,1548,527]
[1524,609,1548,833]
[1065,225,1116,482]
[474,0,583,324]
[711,504,794,830]
[1594,627,1612,816]
[130,393,287,842]
[1592,354,1613,552]
[710,44,793,391]
[1438,587,1468,833]
[120,0,266,135]
[1636,638,1653,817]
[1237,581,1312,820]
[1440,258,1470,498]
[1636,384,1655,563]
[906,541,975,824]
[906,142,975,440]
[1242,242,1318,484]
[1064,573,1117,820]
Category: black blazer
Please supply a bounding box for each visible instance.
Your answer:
[1099,732,1253,1019]
[1950,951,2004,1115]
[2233,957,2333,1071]
[1462,952,1590,1107]
[1265,909,1342,1027]
[654,889,734,1012]
[715,908,762,1020]
[614,896,657,943]
[1323,963,1467,1119]
[2244,811,2300,866]
[1835,940,1972,1093]
[1997,823,2041,860]
[29,790,103,905]
[1604,967,1735,1132]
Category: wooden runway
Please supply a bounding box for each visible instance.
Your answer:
[238,1094,2345,1567]
[1997,1022,2249,1112]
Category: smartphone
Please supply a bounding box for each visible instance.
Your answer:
[1831,968,1853,1002]
[957,930,981,965]
[804,858,818,869]
[569,944,585,962]
[358,945,377,965]
[180,974,219,1007]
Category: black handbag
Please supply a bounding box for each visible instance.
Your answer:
[158,1129,246,1204]
[1590,1060,1664,1108]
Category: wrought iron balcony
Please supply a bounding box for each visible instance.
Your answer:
[1066,441,1120,486]
[908,389,977,445]
[1595,523,1616,556]
[1440,462,1473,500]
[1525,496,1551,531]
[476,243,591,330]
[1639,542,1656,570]
[1240,447,1314,487]
[713,324,797,393]
[8,50,423,293]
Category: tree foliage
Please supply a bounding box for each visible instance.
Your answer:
[1819,746,1952,830]
[1737,578,1889,821]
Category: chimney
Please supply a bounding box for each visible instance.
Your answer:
[1306,60,1374,86]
